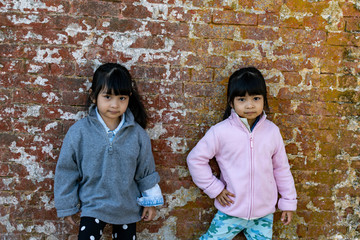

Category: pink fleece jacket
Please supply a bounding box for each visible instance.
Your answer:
[187,110,297,219]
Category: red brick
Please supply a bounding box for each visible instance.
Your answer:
[1,0,360,238]
[345,17,360,32]
[130,36,166,50]
[341,2,360,16]
[279,17,304,29]
[258,13,280,26]
[240,26,279,41]
[191,68,214,83]
[212,10,257,25]
[327,32,360,47]
[303,15,328,30]
[72,0,121,17]
[122,4,152,19]
[193,24,236,39]
[145,22,189,37]
[183,9,212,23]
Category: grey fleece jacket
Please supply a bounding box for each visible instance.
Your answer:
[54,105,160,224]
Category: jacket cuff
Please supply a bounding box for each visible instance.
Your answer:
[278,198,297,211]
[137,172,160,192]
[137,196,164,207]
[203,178,225,199]
[56,207,79,218]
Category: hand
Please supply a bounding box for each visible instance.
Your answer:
[281,211,293,225]
[65,215,77,226]
[216,189,235,207]
[141,207,156,221]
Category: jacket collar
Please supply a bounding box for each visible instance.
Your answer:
[88,104,135,128]
[228,109,267,132]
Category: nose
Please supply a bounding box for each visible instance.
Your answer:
[246,101,254,108]
[110,99,119,108]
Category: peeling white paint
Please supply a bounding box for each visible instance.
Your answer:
[58,109,86,120]
[28,64,43,73]
[146,122,168,140]
[0,214,16,232]
[347,118,359,131]
[1,0,64,12]
[7,14,49,25]
[306,201,321,212]
[9,141,54,183]
[22,76,49,86]
[42,92,59,103]
[0,196,19,205]
[34,48,62,64]
[30,221,56,234]
[171,166,190,178]
[321,1,343,32]
[24,31,43,40]
[305,181,320,186]
[280,4,313,21]
[42,143,54,159]
[166,137,187,153]
[138,216,178,240]
[24,123,42,134]
[45,122,57,131]
[166,186,201,210]
[40,195,54,211]
[22,105,41,118]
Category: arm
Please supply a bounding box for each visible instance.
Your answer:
[272,129,297,212]
[54,131,81,218]
[138,184,163,221]
[134,129,160,196]
[186,128,225,199]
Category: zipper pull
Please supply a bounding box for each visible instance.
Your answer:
[109,143,113,154]
[250,135,254,148]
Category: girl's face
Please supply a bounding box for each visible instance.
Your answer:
[231,92,264,126]
[95,88,130,129]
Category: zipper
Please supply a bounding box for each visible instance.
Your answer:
[248,134,254,219]
[109,141,113,154]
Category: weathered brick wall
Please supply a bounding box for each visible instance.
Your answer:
[0,0,359,239]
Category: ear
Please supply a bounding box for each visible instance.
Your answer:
[229,101,233,108]
[89,89,96,103]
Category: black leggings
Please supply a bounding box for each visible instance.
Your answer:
[78,217,136,240]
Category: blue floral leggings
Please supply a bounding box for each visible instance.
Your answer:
[200,211,273,240]
[78,217,136,240]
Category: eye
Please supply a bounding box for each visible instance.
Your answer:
[119,96,128,101]
[103,95,111,100]
[254,96,263,101]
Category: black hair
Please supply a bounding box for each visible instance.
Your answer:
[88,63,148,128]
[223,67,269,120]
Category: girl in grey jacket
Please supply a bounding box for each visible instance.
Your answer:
[54,63,163,240]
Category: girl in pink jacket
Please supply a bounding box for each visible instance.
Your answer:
[187,67,297,239]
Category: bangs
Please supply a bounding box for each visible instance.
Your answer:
[96,68,132,96]
[229,77,264,97]
[228,71,267,100]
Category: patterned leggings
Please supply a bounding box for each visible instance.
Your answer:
[200,211,273,240]
[78,217,136,240]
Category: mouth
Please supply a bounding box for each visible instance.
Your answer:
[108,111,120,114]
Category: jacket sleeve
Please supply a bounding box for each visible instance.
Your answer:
[272,128,297,211]
[54,131,81,218]
[186,127,225,199]
[134,129,160,193]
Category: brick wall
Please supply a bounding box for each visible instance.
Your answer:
[0,0,359,239]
